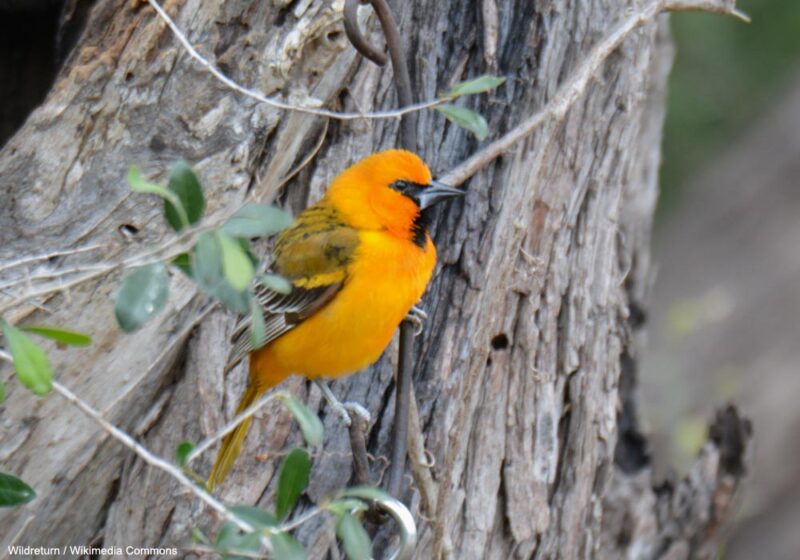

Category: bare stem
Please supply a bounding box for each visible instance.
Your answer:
[145,0,445,121]
[440,0,747,187]
[185,390,281,466]
[50,380,262,536]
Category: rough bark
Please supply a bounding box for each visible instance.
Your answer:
[0,1,749,559]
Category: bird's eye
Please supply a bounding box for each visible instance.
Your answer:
[390,180,415,194]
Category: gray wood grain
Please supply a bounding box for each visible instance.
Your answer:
[0,1,749,558]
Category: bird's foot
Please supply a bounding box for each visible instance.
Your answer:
[343,401,371,426]
[404,305,428,336]
[314,380,371,427]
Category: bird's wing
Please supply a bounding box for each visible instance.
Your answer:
[224,203,359,372]
[225,281,341,372]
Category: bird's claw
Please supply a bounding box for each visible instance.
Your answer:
[344,402,371,426]
[404,305,428,336]
[315,380,371,427]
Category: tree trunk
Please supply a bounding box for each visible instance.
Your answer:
[0,1,749,559]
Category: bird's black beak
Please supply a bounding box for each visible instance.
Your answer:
[416,180,464,210]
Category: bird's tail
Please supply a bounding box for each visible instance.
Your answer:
[207,382,261,490]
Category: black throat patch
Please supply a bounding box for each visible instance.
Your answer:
[390,179,429,248]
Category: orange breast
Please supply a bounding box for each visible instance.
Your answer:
[250,231,436,384]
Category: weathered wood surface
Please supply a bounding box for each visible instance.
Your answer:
[0,1,749,558]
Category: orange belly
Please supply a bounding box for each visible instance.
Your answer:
[249,230,436,388]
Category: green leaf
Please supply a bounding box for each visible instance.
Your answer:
[229,505,277,529]
[280,393,324,447]
[172,253,193,277]
[215,521,239,548]
[164,160,205,231]
[192,232,251,314]
[258,273,292,295]
[0,472,36,507]
[191,528,210,545]
[250,299,267,350]
[218,232,255,291]
[0,378,5,403]
[127,165,190,229]
[275,448,311,520]
[175,440,195,467]
[236,237,259,266]
[337,485,394,503]
[20,325,92,347]
[222,204,294,238]
[326,498,368,517]
[2,323,53,396]
[442,74,506,98]
[336,512,371,560]
[114,262,169,333]
[435,104,489,140]
[270,532,307,560]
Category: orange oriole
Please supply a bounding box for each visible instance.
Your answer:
[208,149,463,488]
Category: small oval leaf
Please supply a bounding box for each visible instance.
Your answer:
[0,379,5,403]
[270,532,307,560]
[258,273,292,295]
[229,505,277,529]
[336,512,371,560]
[114,263,169,333]
[337,485,394,503]
[172,253,193,277]
[281,394,324,447]
[192,233,251,314]
[0,471,36,507]
[222,204,294,238]
[269,533,308,560]
[165,160,205,231]
[21,325,92,347]
[435,104,489,140]
[214,521,239,548]
[2,323,53,396]
[175,440,195,467]
[326,498,368,517]
[275,448,311,520]
[218,232,255,291]
[442,74,505,98]
[127,166,190,229]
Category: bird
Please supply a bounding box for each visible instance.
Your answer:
[207,149,463,489]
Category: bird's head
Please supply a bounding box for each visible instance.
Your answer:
[325,149,463,245]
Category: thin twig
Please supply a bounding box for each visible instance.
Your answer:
[369,0,417,151]
[48,381,343,556]
[145,0,445,121]
[343,0,388,66]
[185,390,281,466]
[0,345,333,548]
[406,381,437,517]
[388,321,414,498]
[50,380,264,538]
[361,0,418,502]
[348,407,371,486]
[0,243,108,274]
[439,0,748,187]
[0,220,214,313]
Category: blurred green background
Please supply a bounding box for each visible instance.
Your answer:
[661,0,800,210]
[647,1,800,558]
